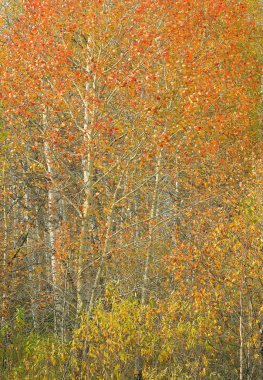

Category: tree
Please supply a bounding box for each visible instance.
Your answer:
[0,0,261,378]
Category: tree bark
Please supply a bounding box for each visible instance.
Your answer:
[141,149,162,305]
[76,39,95,316]
[43,109,62,336]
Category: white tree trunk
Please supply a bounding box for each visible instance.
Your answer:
[43,109,61,336]
[77,40,96,315]
[141,149,162,305]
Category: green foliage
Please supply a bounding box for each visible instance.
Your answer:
[1,286,262,379]
[71,287,219,379]
[1,324,70,379]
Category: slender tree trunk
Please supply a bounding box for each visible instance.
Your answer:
[141,149,162,305]
[134,149,162,379]
[24,188,39,330]
[87,166,127,313]
[43,109,62,336]
[76,42,95,315]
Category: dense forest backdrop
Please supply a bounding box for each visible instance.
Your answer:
[0,0,262,379]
